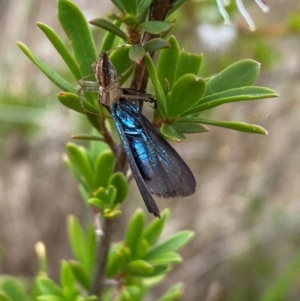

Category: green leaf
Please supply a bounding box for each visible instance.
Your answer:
[157,36,180,90]
[142,209,169,245]
[17,42,76,93]
[166,0,188,17]
[109,47,134,86]
[101,20,123,52]
[0,277,29,301]
[144,54,167,117]
[57,92,84,114]
[94,150,115,188]
[68,261,91,290]
[147,252,182,265]
[85,226,96,274]
[144,38,170,52]
[260,249,300,301]
[118,0,137,14]
[138,21,173,34]
[137,0,154,18]
[157,283,184,301]
[160,123,186,142]
[184,86,278,115]
[106,244,130,278]
[174,51,203,82]
[57,92,99,115]
[36,295,66,301]
[57,0,97,78]
[110,0,127,13]
[205,60,261,96]
[66,143,95,191]
[37,22,82,80]
[90,18,128,42]
[167,74,206,119]
[35,277,64,296]
[108,172,129,205]
[134,239,149,259]
[178,117,268,135]
[125,209,145,255]
[173,123,209,134]
[93,186,117,206]
[60,261,76,293]
[127,260,154,276]
[88,197,106,208]
[145,231,194,260]
[71,134,104,142]
[0,292,13,301]
[68,216,89,267]
[129,44,146,64]
[141,264,170,278]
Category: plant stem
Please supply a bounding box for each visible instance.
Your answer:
[90,1,176,299]
[91,216,115,299]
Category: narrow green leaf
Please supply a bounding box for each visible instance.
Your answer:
[109,47,134,85]
[128,260,154,276]
[144,38,170,52]
[173,123,209,133]
[167,0,188,17]
[57,92,84,114]
[101,20,123,52]
[160,123,186,142]
[17,42,76,93]
[110,0,127,13]
[88,197,106,208]
[72,134,104,142]
[36,295,65,301]
[68,261,91,290]
[175,51,203,82]
[106,244,130,278]
[58,0,97,77]
[142,209,169,245]
[157,283,184,301]
[145,231,194,260]
[184,86,278,115]
[0,277,29,301]
[125,209,145,254]
[144,54,167,117]
[37,22,82,80]
[85,226,96,275]
[157,36,180,89]
[134,239,149,259]
[129,44,146,64]
[94,150,115,188]
[66,143,95,190]
[60,261,75,291]
[118,0,137,14]
[93,186,117,206]
[0,292,13,301]
[167,74,206,119]
[137,0,154,18]
[147,252,182,265]
[140,264,170,278]
[108,172,129,205]
[178,117,268,135]
[57,92,99,115]
[90,18,128,42]
[35,277,63,296]
[138,21,173,34]
[68,216,88,267]
[205,60,261,96]
[260,248,300,301]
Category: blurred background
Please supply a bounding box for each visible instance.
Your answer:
[1,0,300,300]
